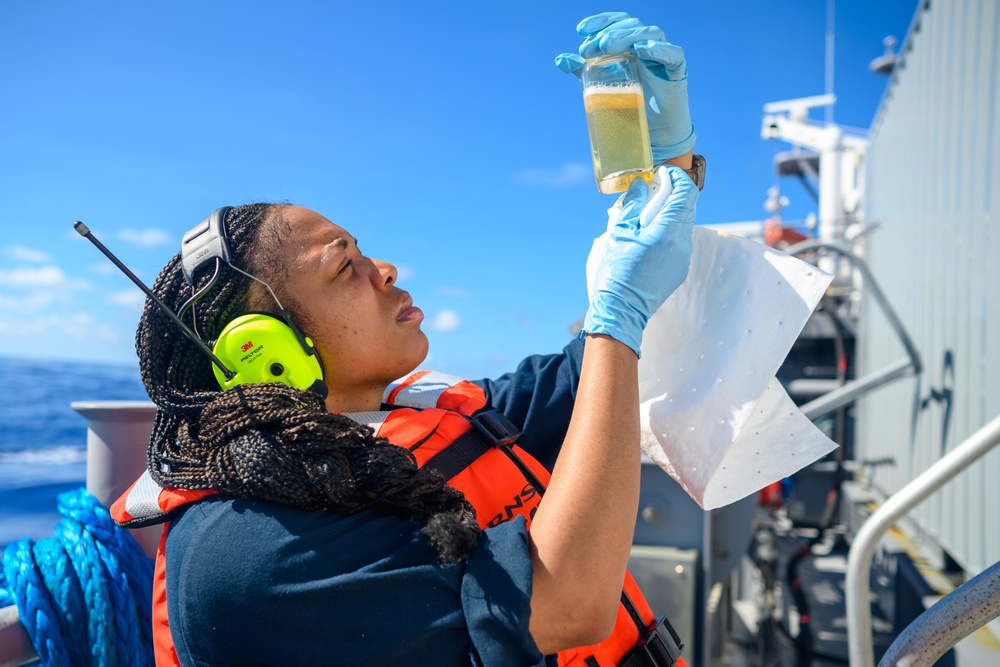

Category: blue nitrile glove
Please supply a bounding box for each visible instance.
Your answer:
[555,12,696,164]
[582,165,697,356]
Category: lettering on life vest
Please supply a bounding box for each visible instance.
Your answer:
[486,483,539,528]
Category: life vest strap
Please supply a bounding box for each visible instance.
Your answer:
[620,589,650,641]
[423,409,522,481]
[469,409,521,446]
[618,614,685,667]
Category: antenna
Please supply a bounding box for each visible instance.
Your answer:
[825,0,835,125]
[73,221,236,380]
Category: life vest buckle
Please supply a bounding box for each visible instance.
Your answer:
[618,614,684,667]
[470,409,522,447]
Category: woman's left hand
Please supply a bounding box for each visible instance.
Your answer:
[555,11,696,164]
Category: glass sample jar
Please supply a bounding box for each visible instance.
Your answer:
[581,53,653,194]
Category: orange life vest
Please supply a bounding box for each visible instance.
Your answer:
[112,369,685,667]
[373,371,685,667]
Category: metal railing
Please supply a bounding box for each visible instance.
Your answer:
[878,558,1000,667]
[778,239,1000,664]
[845,411,1000,667]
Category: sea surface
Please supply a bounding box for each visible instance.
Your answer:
[0,356,148,548]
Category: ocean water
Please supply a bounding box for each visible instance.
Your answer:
[0,356,148,548]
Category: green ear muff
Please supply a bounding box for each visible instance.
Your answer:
[178,207,328,399]
[212,313,325,395]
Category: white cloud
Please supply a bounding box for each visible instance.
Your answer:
[7,246,51,263]
[437,286,468,298]
[513,162,592,188]
[396,264,415,282]
[0,266,68,286]
[0,291,57,312]
[119,228,171,248]
[0,312,119,344]
[92,262,117,275]
[425,309,461,332]
[107,289,146,310]
[0,266,91,296]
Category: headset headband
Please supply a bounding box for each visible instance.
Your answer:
[181,206,232,285]
[178,207,304,343]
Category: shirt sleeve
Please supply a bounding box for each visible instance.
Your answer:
[463,518,554,667]
[474,338,584,471]
[166,497,551,667]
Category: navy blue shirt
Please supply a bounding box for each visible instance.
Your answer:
[165,340,584,667]
[475,339,583,473]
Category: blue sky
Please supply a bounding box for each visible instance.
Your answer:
[0,0,916,381]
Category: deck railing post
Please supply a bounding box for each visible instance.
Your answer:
[71,400,159,558]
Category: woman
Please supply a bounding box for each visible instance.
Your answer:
[113,12,699,667]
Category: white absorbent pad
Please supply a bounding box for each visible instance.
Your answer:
[637,226,838,510]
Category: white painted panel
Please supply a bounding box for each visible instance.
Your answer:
[859,0,1000,574]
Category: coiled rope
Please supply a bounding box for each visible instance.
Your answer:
[0,488,154,666]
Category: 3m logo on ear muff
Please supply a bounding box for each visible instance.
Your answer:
[212,313,325,396]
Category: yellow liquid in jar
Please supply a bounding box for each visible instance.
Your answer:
[584,85,653,194]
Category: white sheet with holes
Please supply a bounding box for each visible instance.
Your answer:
[637,226,838,510]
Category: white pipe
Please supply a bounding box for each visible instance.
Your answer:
[817,137,843,278]
[846,412,1000,667]
[801,357,914,421]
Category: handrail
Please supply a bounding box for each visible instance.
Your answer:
[878,558,1000,666]
[781,239,923,421]
[845,412,1000,667]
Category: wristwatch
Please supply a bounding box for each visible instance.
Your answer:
[684,154,706,190]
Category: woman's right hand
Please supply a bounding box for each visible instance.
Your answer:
[528,166,696,652]
[581,165,697,356]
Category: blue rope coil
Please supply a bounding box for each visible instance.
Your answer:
[0,488,154,667]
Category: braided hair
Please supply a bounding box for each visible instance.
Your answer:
[136,203,479,563]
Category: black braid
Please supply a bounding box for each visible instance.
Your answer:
[136,203,479,563]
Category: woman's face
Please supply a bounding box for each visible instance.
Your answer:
[272,206,428,410]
